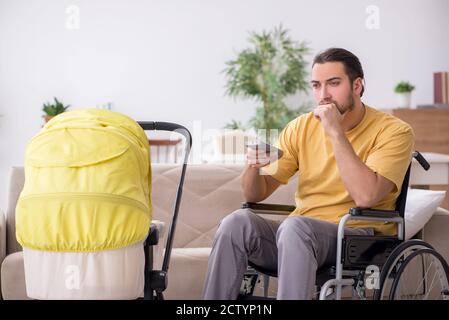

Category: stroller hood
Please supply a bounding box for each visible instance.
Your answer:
[16,109,152,252]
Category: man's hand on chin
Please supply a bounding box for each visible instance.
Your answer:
[313,103,346,138]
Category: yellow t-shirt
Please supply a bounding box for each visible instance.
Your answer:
[262,105,415,235]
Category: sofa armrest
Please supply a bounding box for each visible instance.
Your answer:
[421,207,449,264]
[5,167,25,255]
[433,206,449,216]
[0,209,5,300]
[0,209,5,266]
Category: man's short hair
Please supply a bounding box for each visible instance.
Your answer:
[313,48,365,97]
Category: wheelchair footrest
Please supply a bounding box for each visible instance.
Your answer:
[342,235,401,270]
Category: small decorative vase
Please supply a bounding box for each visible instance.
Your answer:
[396,92,411,108]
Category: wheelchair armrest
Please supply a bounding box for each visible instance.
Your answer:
[349,207,401,219]
[241,202,295,215]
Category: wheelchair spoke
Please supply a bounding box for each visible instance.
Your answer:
[390,249,449,300]
[376,242,433,300]
[423,266,439,300]
[413,258,434,299]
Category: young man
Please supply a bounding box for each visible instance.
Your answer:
[202,48,414,300]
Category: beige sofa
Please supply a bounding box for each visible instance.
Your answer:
[1,164,449,299]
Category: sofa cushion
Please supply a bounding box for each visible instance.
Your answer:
[151,164,297,248]
[1,251,28,300]
[151,164,245,248]
[165,247,211,299]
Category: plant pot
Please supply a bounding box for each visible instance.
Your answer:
[43,115,54,123]
[396,92,411,108]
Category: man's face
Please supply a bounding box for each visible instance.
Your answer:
[311,61,356,114]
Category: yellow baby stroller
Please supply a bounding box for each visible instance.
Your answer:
[15,109,191,300]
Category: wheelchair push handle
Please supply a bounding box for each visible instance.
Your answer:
[412,151,430,171]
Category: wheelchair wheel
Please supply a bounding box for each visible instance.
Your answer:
[374,239,434,300]
[388,248,449,300]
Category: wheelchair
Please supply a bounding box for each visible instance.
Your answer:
[238,151,449,300]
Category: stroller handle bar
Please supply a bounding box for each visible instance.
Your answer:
[138,121,192,273]
[138,121,192,151]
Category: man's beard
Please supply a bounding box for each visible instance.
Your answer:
[320,93,355,115]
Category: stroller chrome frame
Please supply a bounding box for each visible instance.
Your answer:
[138,121,192,300]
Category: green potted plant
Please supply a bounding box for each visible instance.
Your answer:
[223,25,311,143]
[42,97,70,123]
[394,81,415,108]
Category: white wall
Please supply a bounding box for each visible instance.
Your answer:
[1,0,449,209]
